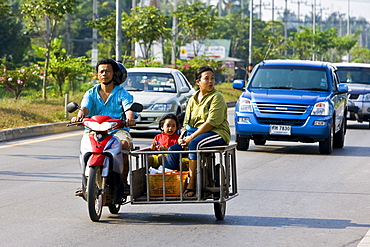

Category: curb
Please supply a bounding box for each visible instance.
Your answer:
[0,121,79,142]
[226,101,236,108]
[0,101,237,142]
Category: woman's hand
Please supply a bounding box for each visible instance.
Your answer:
[179,134,194,149]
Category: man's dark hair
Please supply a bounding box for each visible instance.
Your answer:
[96,58,119,73]
[195,65,215,81]
[158,113,180,130]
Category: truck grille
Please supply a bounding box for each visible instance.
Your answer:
[255,103,309,115]
[257,118,306,126]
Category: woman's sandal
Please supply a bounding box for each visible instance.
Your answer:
[183,189,196,197]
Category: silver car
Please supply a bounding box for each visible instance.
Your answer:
[334,63,370,127]
[121,67,195,130]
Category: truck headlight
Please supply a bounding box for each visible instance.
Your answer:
[311,101,329,116]
[239,98,253,112]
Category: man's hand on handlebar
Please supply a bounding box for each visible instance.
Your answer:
[125,118,136,127]
[70,116,83,123]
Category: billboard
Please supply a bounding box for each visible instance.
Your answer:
[179,39,231,60]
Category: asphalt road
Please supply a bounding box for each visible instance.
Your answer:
[1,109,370,246]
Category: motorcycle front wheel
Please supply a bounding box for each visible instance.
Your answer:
[87,166,104,222]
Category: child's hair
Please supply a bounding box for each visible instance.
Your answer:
[158,113,180,130]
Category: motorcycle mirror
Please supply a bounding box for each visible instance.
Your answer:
[128,102,143,112]
[66,102,80,113]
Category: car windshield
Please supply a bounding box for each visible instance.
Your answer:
[122,72,176,93]
[336,67,370,84]
[249,66,329,91]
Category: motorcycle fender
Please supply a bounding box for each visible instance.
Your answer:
[85,154,110,177]
[105,137,124,174]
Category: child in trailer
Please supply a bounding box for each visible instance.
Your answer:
[147,113,181,168]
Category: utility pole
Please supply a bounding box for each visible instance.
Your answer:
[319,7,328,31]
[92,0,98,67]
[131,0,136,58]
[347,0,350,62]
[248,0,253,76]
[264,0,282,34]
[218,0,222,17]
[66,13,71,55]
[254,0,270,20]
[291,0,307,30]
[311,0,321,61]
[241,0,244,18]
[283,0,288,56]
[116,0,122,61]
[171,0,177,65]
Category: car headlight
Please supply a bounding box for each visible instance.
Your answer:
[238,98,253,112]
[149,103,175,111]
[311,101,329,116]
[363,93,370,101]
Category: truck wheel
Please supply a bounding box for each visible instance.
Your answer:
[333,117,346,148]
[236,134,250,151]
[319,123,333,154]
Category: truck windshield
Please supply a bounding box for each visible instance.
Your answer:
[249,66,329,91]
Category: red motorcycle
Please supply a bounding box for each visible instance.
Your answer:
[67,102,143,222]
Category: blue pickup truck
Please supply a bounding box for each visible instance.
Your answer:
[233,60,348,154]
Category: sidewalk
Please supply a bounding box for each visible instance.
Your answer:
[0,101,237,142]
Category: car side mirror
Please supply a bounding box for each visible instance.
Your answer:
[233,80,245,90]
[179,86,190,93]
[337,83,348,93]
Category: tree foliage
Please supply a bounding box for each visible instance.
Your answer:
[123,6,171,60]
[21,0,77,99]
[0,1,30,64]
[173,2,216,56]
[48,38,91,96]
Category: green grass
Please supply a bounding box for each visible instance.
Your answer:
[0,93,85,130]
[215,83,241,102]
[0,84,241,130]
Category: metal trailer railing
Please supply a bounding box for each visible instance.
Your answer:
[128,144,238,220]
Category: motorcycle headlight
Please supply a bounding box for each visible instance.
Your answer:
[84,121,118,131]
[238,98,253,112]
[363,93,370,101]
[149,103,175,111]
[311,101,329,116]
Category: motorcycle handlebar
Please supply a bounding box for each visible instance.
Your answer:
[67,122,82,127]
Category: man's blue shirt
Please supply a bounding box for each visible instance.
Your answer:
[81,84,133,133]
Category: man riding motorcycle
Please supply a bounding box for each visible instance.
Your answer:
[71,58,135,204]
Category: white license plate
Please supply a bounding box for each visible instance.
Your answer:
[269,125,291,135]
